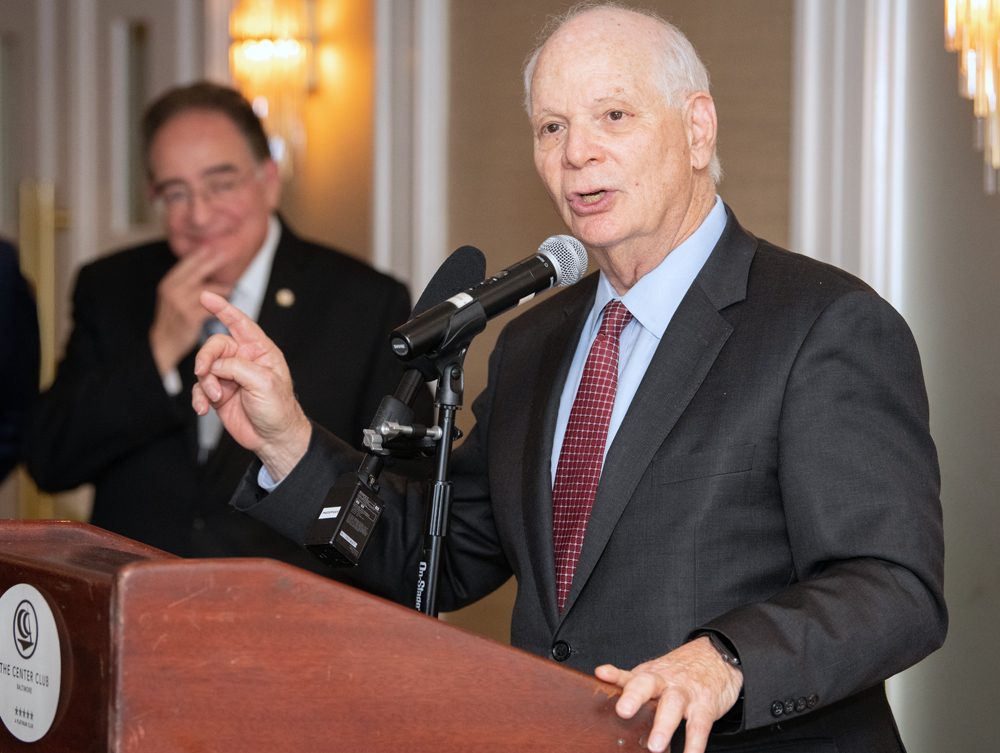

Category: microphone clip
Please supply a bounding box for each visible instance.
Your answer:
[391,299,488,361]
[363,421,462,456]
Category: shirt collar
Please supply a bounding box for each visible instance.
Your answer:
[590,195,727,338]
[230,214,281,322]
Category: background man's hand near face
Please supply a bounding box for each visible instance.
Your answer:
[149,249,233,376]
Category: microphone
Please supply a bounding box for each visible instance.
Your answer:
[304,248,489,568]
[404,246,487,380]
[389,235,588,360]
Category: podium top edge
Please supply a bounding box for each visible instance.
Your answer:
[0,520,176,577]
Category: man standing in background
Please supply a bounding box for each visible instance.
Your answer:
[23,83,428,575]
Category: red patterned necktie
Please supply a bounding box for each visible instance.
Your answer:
[553,299,633,612]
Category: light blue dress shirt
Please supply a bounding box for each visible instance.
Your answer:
[550,196,727,485]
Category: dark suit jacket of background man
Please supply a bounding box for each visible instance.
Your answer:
[0,239,40,482]
[23,222,428,575]
[235,209,947,751]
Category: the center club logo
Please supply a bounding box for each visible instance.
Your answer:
[13,600,37,660]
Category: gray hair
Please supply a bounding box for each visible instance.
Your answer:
[523,1,722,184]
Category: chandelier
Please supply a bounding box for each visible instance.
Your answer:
[230,0,313,178]
[946,0,1000,193]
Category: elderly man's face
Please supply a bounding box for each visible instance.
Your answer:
[148,110,280,286]
[530,11,713,272]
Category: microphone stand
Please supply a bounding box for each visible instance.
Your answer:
[305,302,487,617]
[414,346,467,617]
[378,304,486,616]
[408,298,497,615]
[304,303,486,617]
[303,369,431,569]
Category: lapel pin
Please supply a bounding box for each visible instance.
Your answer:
[276,288,295,307]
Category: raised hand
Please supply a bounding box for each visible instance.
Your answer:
[192,291,311,481]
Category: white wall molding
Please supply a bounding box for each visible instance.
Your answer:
[791,0,906,312]
[69,0,99,270]
[411,0,449,295]
[790,0,865,275]
[175,0,198,84]
[860,0,908,312]
[373,0,449,296]
[372,0,411,282]
[790,0,827,264]
[108,18,129,232]
[203,0,233,84]
[36,0,57,182]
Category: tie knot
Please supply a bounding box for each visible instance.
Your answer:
[599,300,632,340]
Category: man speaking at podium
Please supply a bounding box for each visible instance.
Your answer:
[191,5,946,752]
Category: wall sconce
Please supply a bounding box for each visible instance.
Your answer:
[945,0,1000,193]
[230,0,317,178]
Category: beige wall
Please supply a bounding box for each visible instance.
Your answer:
[278,0,375,260]
[442,0,793,640]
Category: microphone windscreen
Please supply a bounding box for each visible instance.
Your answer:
[405,245,487,380]
[410,245,487,317]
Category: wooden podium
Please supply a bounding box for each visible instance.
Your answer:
[0,520,654,751]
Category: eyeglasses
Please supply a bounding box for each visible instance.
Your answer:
[153,167,260,215]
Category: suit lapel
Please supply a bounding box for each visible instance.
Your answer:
[256,223,303,357]
[558,208,758,620]
[521,278,596,630]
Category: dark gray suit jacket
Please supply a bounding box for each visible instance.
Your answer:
[234,210,946,751]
